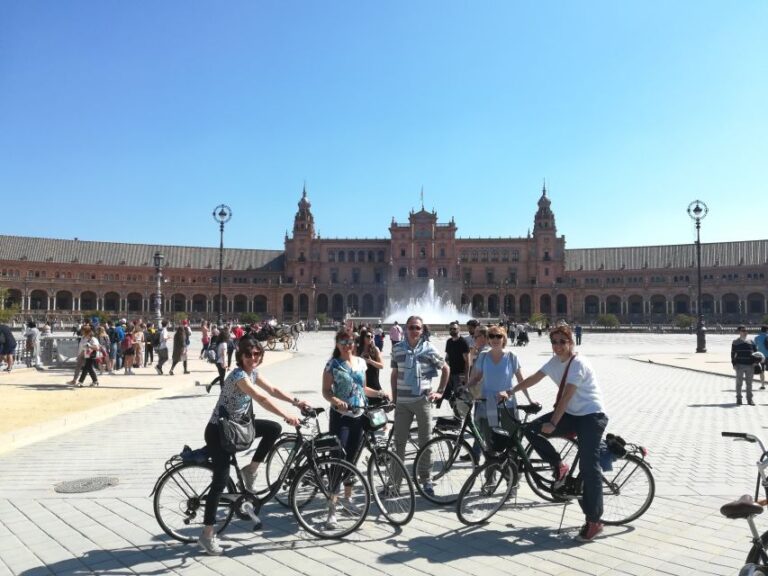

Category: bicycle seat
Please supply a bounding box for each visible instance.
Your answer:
[720,494,764,519]
[518,404,542,415]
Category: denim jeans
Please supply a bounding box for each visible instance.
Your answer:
[394,396,433,482]
[527,410,608,522]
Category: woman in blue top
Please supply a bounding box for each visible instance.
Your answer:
[322,328,388,529]
[467,325,531,445]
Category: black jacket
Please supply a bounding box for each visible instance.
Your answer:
[732,338,757,366]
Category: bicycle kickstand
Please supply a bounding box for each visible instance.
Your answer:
[556,501,571,534]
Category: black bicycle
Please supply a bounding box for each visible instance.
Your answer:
[721,431,768,572]
[411,388,546,505]
[152,408,370,541]
[348,403,416,525]
[457,403,655,526]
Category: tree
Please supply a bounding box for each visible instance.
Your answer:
[0,288,19,324]
[528,312,546,327]
[316,313,328,327]
[674,314,695,329]
[239,312,261,325]
[596,314,619,328]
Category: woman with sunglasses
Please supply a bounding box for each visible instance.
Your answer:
[467,325,532,445]
[357,328,385,407]
[199,337,307,556]
[506,325,608,543]
[322,328,389,529]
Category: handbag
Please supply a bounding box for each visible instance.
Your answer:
[217,403,255,454]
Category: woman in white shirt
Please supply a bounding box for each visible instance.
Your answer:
[507,325,608,543]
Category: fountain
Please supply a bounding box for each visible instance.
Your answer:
[383,279,473,325]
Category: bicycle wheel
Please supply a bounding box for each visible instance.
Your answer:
[523,436,578,502]
[153,462,236,543]
[290,458,370,539]
[367,448,415,526]
[457,459,518,525]
[601,454,655,525]
[413,435,477,505]
[265,435,299,507]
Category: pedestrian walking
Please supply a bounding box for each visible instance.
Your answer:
[169,326,189,375]
[75,325,100,387]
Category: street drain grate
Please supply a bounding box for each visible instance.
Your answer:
[54,476,119,493]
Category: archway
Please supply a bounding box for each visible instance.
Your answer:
[362,294,374,316]
[127,292,143,312]
[584,295,599,316]
[56,290,73,311]
[233,294,248,314]
[80,291,97,311]
[30,289,48,310]
[192,294,207,313]
[539,294,551,315]
[316,293,328,315]
[253,295,268,315]
[556,294,568,315]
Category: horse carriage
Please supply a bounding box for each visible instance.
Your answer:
[250,322,303,351]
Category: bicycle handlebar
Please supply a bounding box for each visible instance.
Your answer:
[722,431,768,455]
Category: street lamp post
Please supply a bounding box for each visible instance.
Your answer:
[212,204,233,326]
[153,251,164,327]
[687,200,709,353]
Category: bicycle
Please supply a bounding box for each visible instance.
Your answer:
[348,403,416,525]
[151,407,371,541]
[456,402,655,527]
[720,431,768,572]
[411,387,545,505]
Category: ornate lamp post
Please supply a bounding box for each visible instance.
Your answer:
[687,200,708,353]
[213,204,233,326]
[153,251,164,327]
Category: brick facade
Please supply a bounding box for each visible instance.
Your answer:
[2,186,767,324]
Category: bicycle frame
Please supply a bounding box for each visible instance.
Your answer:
[722,431,768,566]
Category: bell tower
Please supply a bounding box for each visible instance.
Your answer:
[292,184,316,239]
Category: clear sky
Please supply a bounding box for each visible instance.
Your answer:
[1,1,766,251]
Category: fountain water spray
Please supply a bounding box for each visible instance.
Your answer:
[383,279,473,324]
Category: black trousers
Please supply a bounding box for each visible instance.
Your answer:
[78,357,98,384]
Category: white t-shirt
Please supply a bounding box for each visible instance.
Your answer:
[540,354,604,416]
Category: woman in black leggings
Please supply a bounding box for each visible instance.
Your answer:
[198,338,311,556]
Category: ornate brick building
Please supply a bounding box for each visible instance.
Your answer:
[1,186,767,324]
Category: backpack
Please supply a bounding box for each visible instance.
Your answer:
[150,329,161,348]
[206,347,218,364]
[121,333,134,352]
[108,327,119,345]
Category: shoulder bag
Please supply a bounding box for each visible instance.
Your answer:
[218,402,255,454]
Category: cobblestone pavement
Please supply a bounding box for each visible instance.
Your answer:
[0,331,763,575]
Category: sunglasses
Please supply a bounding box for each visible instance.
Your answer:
[550,339,569,345]
[363,334,372,338]
[489,334,503,340]
[407,326,423,331]
[337,339,354,346]
[243,350,263,358]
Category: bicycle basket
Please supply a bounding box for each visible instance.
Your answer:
[490,427,512,453]
[364,408,388,431]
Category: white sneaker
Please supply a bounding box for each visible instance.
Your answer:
[325,510,338,530]
[338,497,361,516]
[197,533,223,556]
[242,466,258,492]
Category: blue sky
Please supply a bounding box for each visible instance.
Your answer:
[1,1,766,250]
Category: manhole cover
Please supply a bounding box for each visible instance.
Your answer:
[54,476,119,493]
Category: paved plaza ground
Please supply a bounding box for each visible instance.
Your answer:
[0,329,765,575]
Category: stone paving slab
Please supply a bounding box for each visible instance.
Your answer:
[0,331,764,575]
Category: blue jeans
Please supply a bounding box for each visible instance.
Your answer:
[329,409,365,464]
[527,411,608,522]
